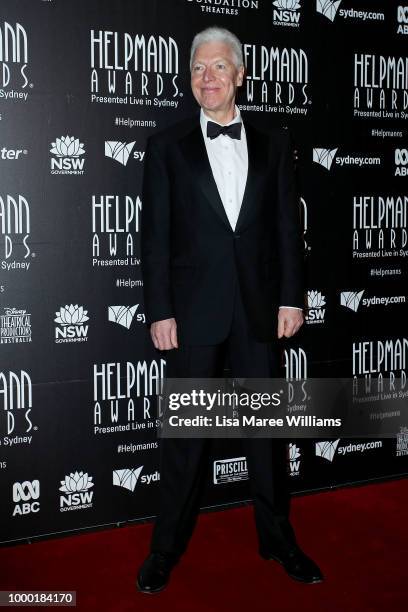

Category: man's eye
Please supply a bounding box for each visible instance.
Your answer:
[216,63,226,69]
[193,65,203,72]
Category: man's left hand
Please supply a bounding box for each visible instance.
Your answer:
[277,308,304,339]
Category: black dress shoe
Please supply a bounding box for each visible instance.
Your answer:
[260,545,324,584]
[136,552,178,594]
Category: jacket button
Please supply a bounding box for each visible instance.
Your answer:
[235,234,241,239]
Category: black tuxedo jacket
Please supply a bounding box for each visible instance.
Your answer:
[141,112,305,345]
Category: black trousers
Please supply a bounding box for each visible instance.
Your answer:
[151,287,297,557]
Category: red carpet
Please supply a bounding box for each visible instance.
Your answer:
[1,478,406,611]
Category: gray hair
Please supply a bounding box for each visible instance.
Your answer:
[189,26,244,70]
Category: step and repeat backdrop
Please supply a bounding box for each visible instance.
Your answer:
[1,0,407,545]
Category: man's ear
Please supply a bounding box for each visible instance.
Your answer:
[237,66,245,87]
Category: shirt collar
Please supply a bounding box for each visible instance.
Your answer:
[200,105,243,137]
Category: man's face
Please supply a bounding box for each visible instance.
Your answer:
[190,41,244,116]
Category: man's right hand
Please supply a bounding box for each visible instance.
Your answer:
[150,318,178,350]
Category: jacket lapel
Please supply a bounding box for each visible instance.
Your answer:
[178,120,231,230]
[178,113,268,232]
[235,119,268,232]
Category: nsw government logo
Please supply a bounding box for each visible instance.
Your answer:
[59,471,94,512]
[50,136,85,175]
[288,443,301,476]
[0,307,31,344]
[54,304,89,344]
[272,0,302,28]
[305,290,326,325]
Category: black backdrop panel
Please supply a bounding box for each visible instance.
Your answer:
[1,0,407,544]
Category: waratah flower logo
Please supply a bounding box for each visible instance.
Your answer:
[59,471,94,493]
[289,443,301,461]
[307,291,326,308]
[50,136,85,157]
[273,0,301,10]
[55,305,89,326]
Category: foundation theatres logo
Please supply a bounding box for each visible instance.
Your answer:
[0,21,32,102]
[305,290,326,325]
[213,457,248,484]
[108,305,145,329]
[316,1,384,23]
[54,304,89,343]
[90,30,181,109]
[113,467,160,491]
[1,194,33,272]
[185,0,259,17]
[0,307,31,344]
[104,141,145,166]
[0,369,35,443]
[313,147,381,170]
[50,136,85,175]
[352,195,408,261]
[353,54,408,119]
[12,479,40,516]
[59,471,94,512]
[288,443,301,477]
[92,195,141,267]
[93,359,166,433]
[239,44,310,116]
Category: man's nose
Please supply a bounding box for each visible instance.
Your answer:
[202,66,215,81]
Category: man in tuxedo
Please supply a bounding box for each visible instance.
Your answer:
[137,26,323,593]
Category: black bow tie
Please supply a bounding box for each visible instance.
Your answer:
[207,121,242,140]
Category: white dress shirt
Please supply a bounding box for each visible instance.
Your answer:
[200,106,247,231]
[199,106,301,312]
